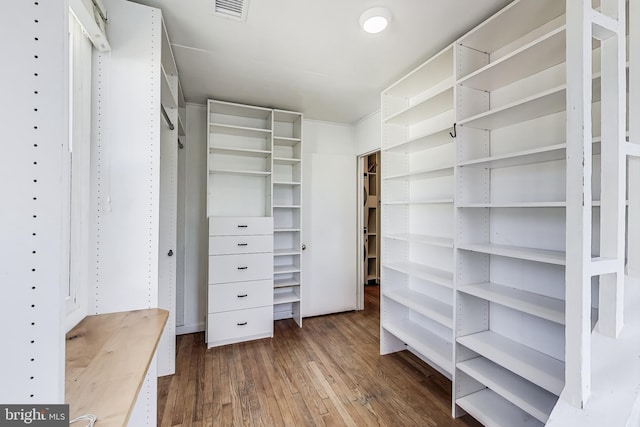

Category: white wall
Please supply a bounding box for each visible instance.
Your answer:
[178,111,360,331]
[354,110,381,156]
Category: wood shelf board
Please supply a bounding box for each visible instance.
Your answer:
[458,85,567,130]
[383,288,453,329]
[385,166,453,180]
[273,157,301,165]
[274,289,300,305]
[273,136,302,146]
[210,123,272,138]
[457,330,564,395]
[383,198,454,206]
[459,26,566,92]
[383,45,453,98]
[274,264,301,274]
[273,278,300,288]
[382,319,453,374]
[457,243,566,265]
[209,169,271,177]
[385,81,454,126]
[383,261,453,288]
[209,146,271,158]
[458,143,567,169]
[459,282,565,325]
[66,309,169,426]
[457,357,557,423]
[209,99,273,119]
[384,234,454,248]
[458,0,565,54]
[456,389,544,427]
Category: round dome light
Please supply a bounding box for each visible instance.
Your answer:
[359,7,392,34]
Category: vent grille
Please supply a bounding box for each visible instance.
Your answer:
[214,0,249,21]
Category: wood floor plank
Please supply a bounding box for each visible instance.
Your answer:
[159,286,481,427]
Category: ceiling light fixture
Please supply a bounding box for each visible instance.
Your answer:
[359,7,391,34]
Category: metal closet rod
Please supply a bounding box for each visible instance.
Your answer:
[161,104,175,130]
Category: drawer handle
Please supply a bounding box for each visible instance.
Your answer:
[237,294,248,298]
[237,243,248,247]
[237,266,248,270]
[237,225,248,228]
[237,322,248,326]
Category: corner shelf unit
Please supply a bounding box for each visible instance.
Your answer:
[272,109,303,326]
[363,152,381,285]
[380,44,457,380]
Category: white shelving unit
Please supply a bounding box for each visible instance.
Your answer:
[452,0,603,424]
[206,100,275,348]
[272,110,303,326]
[380,44,456,380]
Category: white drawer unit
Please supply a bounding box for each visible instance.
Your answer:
[207,306,273,347]
[208,235,273,255]
[208,280,273,313]
[208,253,273,284]
[209,216,273,236]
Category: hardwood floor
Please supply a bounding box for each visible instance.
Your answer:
[158,286,481,426]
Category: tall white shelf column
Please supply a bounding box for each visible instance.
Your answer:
[380,45,456,378]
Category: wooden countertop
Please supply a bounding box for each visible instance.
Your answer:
[65,309,168,426]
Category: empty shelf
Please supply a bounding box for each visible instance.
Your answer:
[384,110,455,152]
[273,136,301,146]
[383,198,454,206]
[456,389,544,427]
[209,123,271,138]
[274,264,300,274]
[459,282,564,325]
[458,143,567,169]
[209,169,271,177]
[385,79,454,126]
[385,166,453,180]
[209,146,271,158]
[273,157,301,165]
[382,319,452,373]
[273,181,301,186]
[274,228,301,233]
[274,278,300,289]
[383,288,452,328]
[459,202,567,208]
[458,357,557,423]
[459,26,566,92]
[273,248,300,256]
[384,234,453,248]
[274,289,300,305]
[383,261,453,288]
[457,331,564,395]
[458,85,566,130]
[457,243,566,266]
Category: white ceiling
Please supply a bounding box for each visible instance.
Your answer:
[130,0,511,124]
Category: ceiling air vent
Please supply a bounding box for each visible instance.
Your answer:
[214,0,249,22]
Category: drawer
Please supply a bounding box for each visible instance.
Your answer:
[209,235,273,255]
[209,253,273,284]
[207,306,273,346]
[209,217,273,236]
[208,280,273,313]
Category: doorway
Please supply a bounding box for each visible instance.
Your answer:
[357,150,381,310]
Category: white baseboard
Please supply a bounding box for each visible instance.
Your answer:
[176,322,205,335]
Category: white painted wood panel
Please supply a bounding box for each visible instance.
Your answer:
[208,280,273,313]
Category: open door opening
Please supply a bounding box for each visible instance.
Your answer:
[357,151,381,310]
